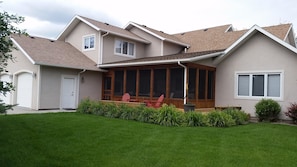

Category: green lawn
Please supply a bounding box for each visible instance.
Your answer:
[0,113,297,167]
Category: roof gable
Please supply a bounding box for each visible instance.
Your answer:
[214,25,297,65]
[11,35,102,71]
[57,15,149,43]
[125,22,189,47]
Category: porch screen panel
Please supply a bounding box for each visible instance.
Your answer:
[207,71,215,99]
[198,69,206,99]
[188,68,196,99]
[114,71,124,96]
[139,70,151,97]
[153,69,166,97]
[126,70,136,96]
[170,68,184,98]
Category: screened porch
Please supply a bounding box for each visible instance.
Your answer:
[102,63,216,109]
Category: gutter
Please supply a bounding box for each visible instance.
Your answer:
[178,61,187,105]
[99,32,109,65]
[99,51,224,68]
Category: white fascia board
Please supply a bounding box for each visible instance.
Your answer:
[127,22,165,40]
[76,15,100,31]
[10,37,35,65]
[214,25,297,65]
[125,22,187,46]
[99,51,223,68]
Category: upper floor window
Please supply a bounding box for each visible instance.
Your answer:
[115,39,135,56]
[83,35,95,50]
[236,71,282,99]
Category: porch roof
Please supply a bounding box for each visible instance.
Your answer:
[99,49,224,68]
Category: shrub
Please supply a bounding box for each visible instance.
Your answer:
[207,111,235,127]
[223,108,249,125]
[136,105,158,123]
[255,99,281,122]
[77,98,93,114]
[156,104,183,126]
[119,104,138,120]
[104,103,121,118]
[184,112,208,127]
[285,103,297,124]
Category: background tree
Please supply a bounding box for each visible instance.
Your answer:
[0,11,26,113]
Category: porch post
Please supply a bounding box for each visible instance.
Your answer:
[178,61,187,104]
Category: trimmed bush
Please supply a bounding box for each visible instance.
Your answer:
[285,103,297,124]
[207,111,235,127]
[184,112,208,127]
[77,98,93,114]
[77,99,250,128]
[223,108,249,125]
[156,104,183,126]
[255,99,281,122]
[136,105,158,123]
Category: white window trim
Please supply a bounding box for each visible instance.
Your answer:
[82,34,96,51]
[234,70,284,101]
[114,39,136,57]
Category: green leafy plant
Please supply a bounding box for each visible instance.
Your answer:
[207,111,235,127]
[184,111,208,127]
[156,104,183,126]
[76,98,93,114]
[136,105,158,123]
[285,103,297,124]
[223,108,249,125]
[255,99,281,122]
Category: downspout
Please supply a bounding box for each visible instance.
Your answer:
[99,32,109,65]
[178,61,187,104]
[77,69,87,107]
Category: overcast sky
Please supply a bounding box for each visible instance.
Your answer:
[1,0,297,39]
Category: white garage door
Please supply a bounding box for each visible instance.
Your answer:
[0,74,12,104]
[17,73,33,108]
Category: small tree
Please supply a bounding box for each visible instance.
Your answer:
[0,11,26,113]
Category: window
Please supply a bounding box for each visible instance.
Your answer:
[83,35,95,50]
[207,71,215,99]
[115,39,135,56]
[237,72,282,99]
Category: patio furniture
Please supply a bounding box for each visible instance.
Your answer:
[145,94,164,108]
[122,93,131,102]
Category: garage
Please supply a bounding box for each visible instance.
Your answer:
[16,72,33,108]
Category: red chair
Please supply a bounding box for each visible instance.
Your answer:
[145,94,164,108]
[122,93,130,102]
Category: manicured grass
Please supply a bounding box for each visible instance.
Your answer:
[0,113,297,167]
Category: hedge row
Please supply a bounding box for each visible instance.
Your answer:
[77,99,250,127]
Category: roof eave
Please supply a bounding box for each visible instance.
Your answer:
[214,25,297,65]
[11,37,36,65]
[98,51,223,68]
[35,62,106,72]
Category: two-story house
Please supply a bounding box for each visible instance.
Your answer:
[4,15,297,118]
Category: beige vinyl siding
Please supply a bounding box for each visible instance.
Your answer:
[7,49,39,109]
[129,27,162,57]
[215,32,297,119]
[101,34,146,63]
[65,22,99,63]
[163,41,184,55]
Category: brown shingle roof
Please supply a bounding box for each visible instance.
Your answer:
[173,24,292,53]
[129,22,189,46]
[100,49,224,67]
[79,16,148,43]
[12,35,101,71]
